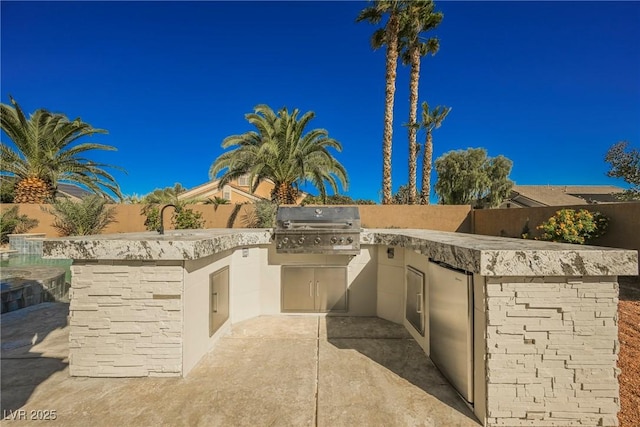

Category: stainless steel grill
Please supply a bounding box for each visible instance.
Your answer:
[274,206,361,255]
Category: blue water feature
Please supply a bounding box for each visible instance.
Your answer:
[1,254,72,313]
[1,254,72,284]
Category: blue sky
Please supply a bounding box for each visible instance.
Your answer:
[2,1,639,203]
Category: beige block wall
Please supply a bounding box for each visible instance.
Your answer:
[1,203,473,237]
[474,202,640,253]
[483,276,619,427]
[359,205,473,231]
[68,260,183,377]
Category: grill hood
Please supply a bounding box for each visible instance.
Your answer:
[274,206,361,255]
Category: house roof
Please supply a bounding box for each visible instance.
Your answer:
[507,185,625,207]
[57,183,94,200]
[179,177,308,203]
[177,178,265,202]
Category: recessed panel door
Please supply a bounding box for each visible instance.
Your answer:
[210,266,229,337]
[281,267,315,312]
[406,266,425,336]
[315,267,347,312]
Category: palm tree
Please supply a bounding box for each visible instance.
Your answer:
[419,101,451,204]
[399,0,442,204]
[1,97,123,203]
[209,105,348,205]
[142,183,187,204]
[357,0,406,205]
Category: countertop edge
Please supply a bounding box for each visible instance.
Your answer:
[42,229,638,276]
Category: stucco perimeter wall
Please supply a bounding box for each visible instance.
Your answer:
[474,202,640,253]
[484,276,619,427]
[2,203,473,237]
[68,260,183,377]
[358,205,472,232]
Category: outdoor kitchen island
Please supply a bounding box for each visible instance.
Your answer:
[43,228,637,427]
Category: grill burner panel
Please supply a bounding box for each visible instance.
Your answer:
[275,207,361,255]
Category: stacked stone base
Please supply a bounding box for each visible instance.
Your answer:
[485,276,619,427]
[69,261,183,377]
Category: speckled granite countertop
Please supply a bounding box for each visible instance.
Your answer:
[43,228,638,277]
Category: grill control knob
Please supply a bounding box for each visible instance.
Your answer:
[282,237,289,244]
[330,236,338,244]
[314,237,322,244]
[346,237,353,244]
[298,236,305,244]
[339,237,345,244]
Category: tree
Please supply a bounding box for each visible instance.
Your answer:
[434,148,513,207]
[357,1,406,205]
[399,0,442,204]
[209,105,348,205]
[302,194,376,205]
[1,97,123,203]
[46,195,117,236]
[392,184,411,204]
[141,183,187,204]
[419,101,451,204]
[605,141,640,200]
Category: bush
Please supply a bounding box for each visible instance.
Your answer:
[0,178,16,203]
[143,203,204,231]
[143,205,161,231]
[47,196,117,236]
[253,200,278,227]
[0,206,39,243]
[174,207,204,229]
[536,209,609,245]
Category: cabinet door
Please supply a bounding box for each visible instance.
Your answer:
[281,267,315,312]
[405,266,425,336]
[315,267,347,312]
[210,266,229,336]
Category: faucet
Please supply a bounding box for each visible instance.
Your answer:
[159,204,177,235]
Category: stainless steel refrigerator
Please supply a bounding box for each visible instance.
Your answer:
[428,261,474,403]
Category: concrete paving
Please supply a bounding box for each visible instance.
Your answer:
[1,303,480,426]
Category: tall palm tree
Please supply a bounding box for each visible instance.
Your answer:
[209,104,348,205]
[357,0,406,205]
[419,101,451,204]
[399,0,442,204]
[1,97,123,203]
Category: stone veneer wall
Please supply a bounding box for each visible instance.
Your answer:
[69,261,183,377]
[485,276,619,427]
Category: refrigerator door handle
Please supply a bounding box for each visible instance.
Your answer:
[416,293,422,314]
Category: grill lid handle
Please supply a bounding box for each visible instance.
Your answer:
[284,221,354,229]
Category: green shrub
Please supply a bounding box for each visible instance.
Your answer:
[0,206,39,243]
[253,200,278,227]
[536,209,609,244]
[143,203,204,231]
[142,205,161,231]
[0,178,16,203]
[174,208,204,229]
[47,196,116,236]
